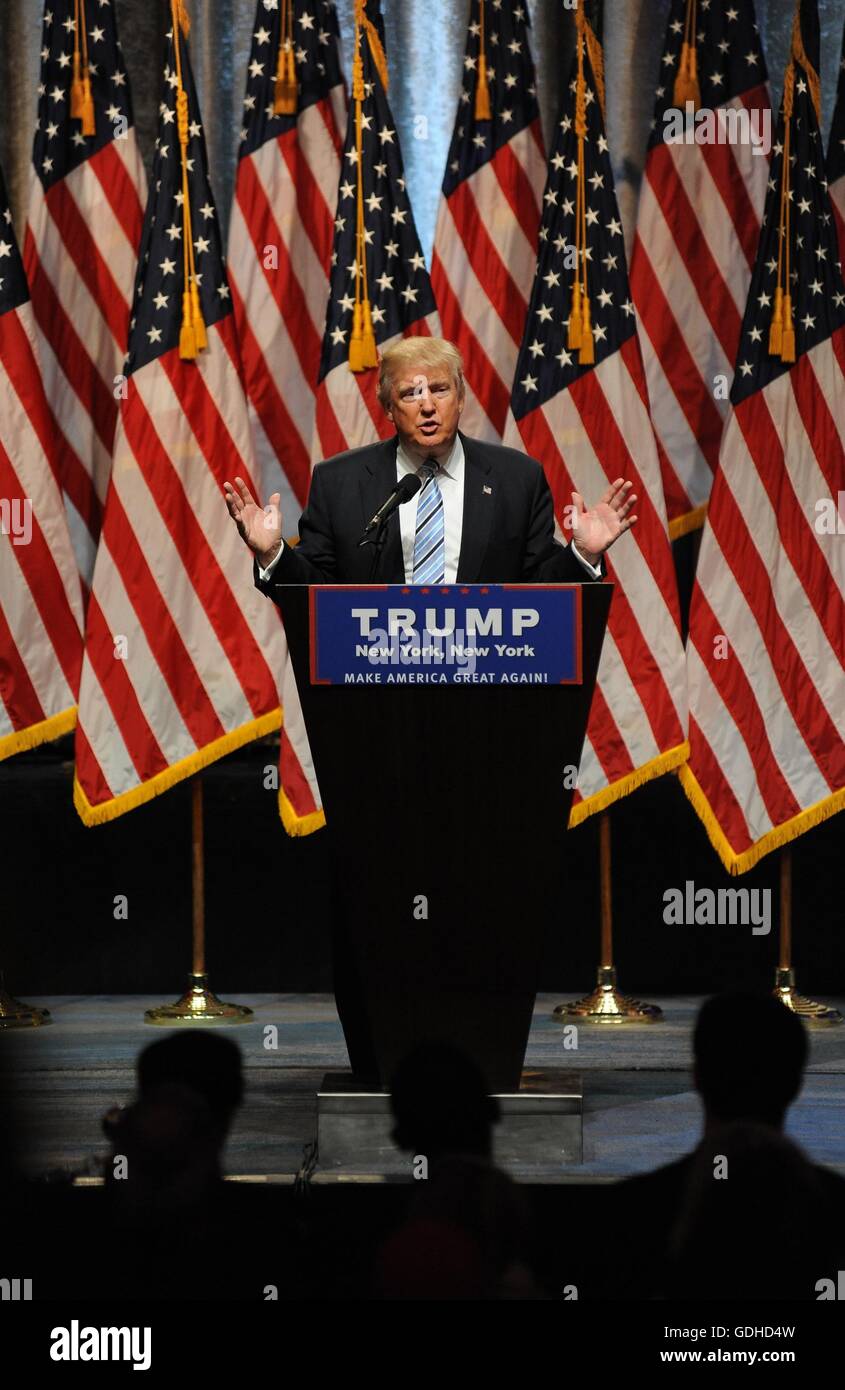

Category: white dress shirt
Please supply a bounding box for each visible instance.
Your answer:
[257,436,602,582]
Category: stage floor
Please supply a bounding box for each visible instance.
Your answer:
[4,993,845,1182]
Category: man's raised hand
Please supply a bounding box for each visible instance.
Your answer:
[223,476,283,568]
[570,478,637,565]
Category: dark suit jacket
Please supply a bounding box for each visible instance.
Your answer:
[253,431,603,592]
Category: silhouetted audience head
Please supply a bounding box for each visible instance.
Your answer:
[137,1031,244,1136]
[693,993,807,1128]
[102,1032,244,1217]
[380,1041,537,1298]
[389,1041,500,1160]
[667,1123,836,1300]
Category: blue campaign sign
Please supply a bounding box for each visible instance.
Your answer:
[309,585,582,686]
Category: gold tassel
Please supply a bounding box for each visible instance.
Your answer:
[175,0,191,36]
[768,286,783,356]
[358,299,378,368]
[568,282,583,349]
[579,294,595,365]
[349,300,378,372]
[190,282,207,352]
[179,290,197,360]
[673,42,701,110]
[80,77,96,136]
[780,293,796,363]
[71,50,85,119]
[475,54,491,121]
[356,0,389,93]
[349,302,365,372]
[274,43,297,115]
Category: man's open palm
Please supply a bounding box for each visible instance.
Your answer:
[223,476,283,564]
[571,478,637,561]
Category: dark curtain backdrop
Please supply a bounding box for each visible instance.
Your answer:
[2,1,845,266]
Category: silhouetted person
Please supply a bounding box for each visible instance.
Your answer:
[601,993,845,1300]
[98,1032,245,1298]
[666,1122,837,1300]
[375,1042,538,1299]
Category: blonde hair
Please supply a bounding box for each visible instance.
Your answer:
[377,337,465,409]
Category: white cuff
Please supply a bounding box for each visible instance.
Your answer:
[257,541,284,581]
[570,541,603,579]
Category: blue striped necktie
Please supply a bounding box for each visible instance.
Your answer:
[412,460,445,584]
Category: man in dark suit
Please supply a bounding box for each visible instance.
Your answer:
[224,336,638,587]
[223,337,637,1081]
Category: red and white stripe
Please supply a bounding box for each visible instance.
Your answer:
[431,122,546,443]
[505,338,688,823]
[0,299,84,759]
[73,316,320,824]
[230,88,345,525]
[630,88,770,537]
[24,136,145,586]
[681,331,845,873]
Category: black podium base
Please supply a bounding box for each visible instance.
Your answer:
[315,1068,583,1178]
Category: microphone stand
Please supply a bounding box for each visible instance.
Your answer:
[366,515,390,582]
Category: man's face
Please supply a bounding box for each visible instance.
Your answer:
[385,362,465,460]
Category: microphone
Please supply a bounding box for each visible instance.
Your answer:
[358,471,422,546]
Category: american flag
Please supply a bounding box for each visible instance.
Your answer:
[630,0,770,539]
[826,15,845,253]
[430,0,545,442]
[24,0,146,587]
[73,4,313,825]
[313,0,440,456]
[229,0,346,528]
[504,0,688,826]
[0,164,84,760]
[680,0,845,873]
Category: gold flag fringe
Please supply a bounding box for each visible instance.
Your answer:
[678,765,845,876]
[668,503,708,541]
[73,710,281,826]
[0,706,77,763]
[567,742,690,828]
[279,789,326,837]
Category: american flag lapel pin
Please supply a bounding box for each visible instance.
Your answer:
[483,484,492,495]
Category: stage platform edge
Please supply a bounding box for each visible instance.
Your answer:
[316,1067,583,1176]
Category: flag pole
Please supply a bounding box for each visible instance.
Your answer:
[145,775,252,1025]
[773,846,841,1025]
[0,972,50,1030]
[554,810,662,1023]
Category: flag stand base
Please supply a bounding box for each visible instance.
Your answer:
[0,973,50,1030]
[0,990,50,1030]
[144,972,253,1026]
[773,967,842,1027]
[553,965,662,1023]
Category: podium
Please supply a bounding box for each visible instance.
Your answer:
[277,582,611,1091]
